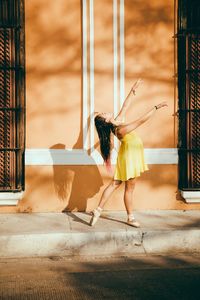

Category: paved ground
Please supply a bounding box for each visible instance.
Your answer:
[0,254,200,300]
[1,210,200,257]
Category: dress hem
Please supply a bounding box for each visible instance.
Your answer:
[114,167,149,181]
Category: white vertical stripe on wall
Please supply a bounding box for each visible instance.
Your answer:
[119,0,125,106]
[89,0,95,153]
[113,0,118,150]
[82,0,88,150]
[113,0,118,118]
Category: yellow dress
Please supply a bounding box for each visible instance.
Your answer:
[114,131,148,181]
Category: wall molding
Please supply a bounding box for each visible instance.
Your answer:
[25,148,178,165]
[119,0,125,106]
[181,191,200,203]
[144,148,178,164]
[113,0,118,150]
[90,0,95,153]
[82,0,88,150]
[0,192,24,205]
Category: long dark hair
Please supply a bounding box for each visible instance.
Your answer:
[94,115,116,167]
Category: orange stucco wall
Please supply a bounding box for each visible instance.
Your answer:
[124,0,176,148]
[26,0,83,149]
[1,164,200,213]
[1,0,200,213]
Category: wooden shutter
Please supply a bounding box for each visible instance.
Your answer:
[0,0,25,192]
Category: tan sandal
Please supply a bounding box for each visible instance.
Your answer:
[127,218,140,228]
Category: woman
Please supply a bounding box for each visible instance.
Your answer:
[90,79,167,227]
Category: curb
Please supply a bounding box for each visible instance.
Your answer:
[0,211,200,258]
[1,228,200,258]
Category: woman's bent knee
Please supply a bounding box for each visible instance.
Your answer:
[111,180,122,189]
[125,178,136,191]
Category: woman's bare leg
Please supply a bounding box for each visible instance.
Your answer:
[124,178,140,227]
[124,178,136,214]
[90,179,121,226]
[98,180,122,209]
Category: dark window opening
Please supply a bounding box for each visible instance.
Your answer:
[0,0,25,192]
[177,0,200,190]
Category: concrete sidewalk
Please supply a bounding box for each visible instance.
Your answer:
[0,210,200,258]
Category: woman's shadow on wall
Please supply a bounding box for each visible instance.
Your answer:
[50,121,103,212]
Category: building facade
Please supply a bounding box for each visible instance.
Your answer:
[0,0,200,212]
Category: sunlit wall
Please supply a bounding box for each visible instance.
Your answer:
[1,0,200,213]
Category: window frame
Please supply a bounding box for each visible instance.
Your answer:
[0,0,25,192]
[177,0,200,190]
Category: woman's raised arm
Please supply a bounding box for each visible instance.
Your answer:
[116,102,168,139]
[115,79,142,122]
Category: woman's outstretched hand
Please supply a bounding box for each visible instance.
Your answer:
[155,101,168,109]
[131,78,143,94]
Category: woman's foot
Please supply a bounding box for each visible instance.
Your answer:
[90,207,102,226]
[127,214,140,228]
